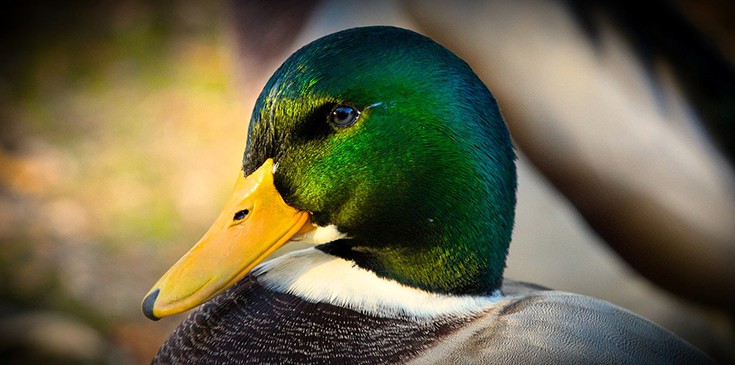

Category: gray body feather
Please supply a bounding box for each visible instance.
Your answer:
[152,274,713,364]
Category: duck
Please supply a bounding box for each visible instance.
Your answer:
[142,26,715,364]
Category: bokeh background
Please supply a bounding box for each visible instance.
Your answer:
[1,0,733,364]
[1,1,245,363]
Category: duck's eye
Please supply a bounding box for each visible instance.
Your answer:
[329,104,359,127]
[233,209,249,221]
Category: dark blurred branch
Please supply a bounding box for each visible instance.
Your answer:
[566,0,735,165]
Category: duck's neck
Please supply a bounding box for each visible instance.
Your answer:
[256,248,503,318]
[317,244,496,296]
[318,200,515,297]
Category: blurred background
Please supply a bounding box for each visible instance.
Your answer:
[1,0,733,364]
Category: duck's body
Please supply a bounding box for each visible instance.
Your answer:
[152,249,709,364]
[143,26,714,364]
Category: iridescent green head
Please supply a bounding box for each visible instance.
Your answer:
[245,26,516,296]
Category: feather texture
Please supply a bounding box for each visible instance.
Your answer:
[152,254,714,364]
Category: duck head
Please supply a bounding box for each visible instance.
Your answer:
[143,26,516,320]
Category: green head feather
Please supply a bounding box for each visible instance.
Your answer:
[244,26,517,295]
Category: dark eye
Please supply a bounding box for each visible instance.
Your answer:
[329,104,359,127]
[233,209,249,221]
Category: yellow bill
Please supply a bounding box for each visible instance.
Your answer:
[142,159,311,320]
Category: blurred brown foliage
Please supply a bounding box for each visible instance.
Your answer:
[0,1,247,363]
